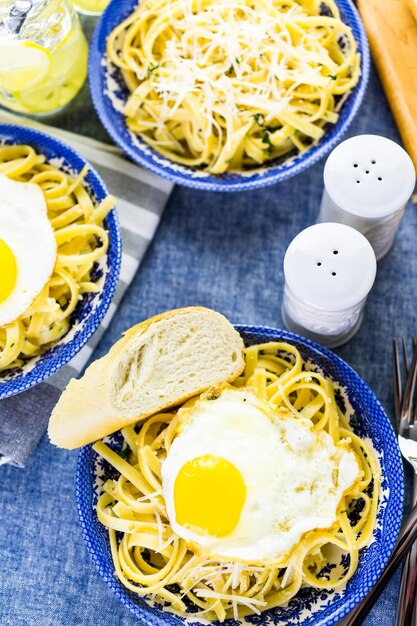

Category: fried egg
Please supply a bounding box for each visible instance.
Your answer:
[162,386,361,564]
[0,174,56,326]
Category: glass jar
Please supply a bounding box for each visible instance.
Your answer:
[72,0,109,16]
[0,0,88,115]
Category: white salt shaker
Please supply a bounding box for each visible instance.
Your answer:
[318,135,416,260]
[282,223,377,348]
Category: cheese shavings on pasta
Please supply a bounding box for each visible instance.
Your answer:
[108,0,360,173]
[0,144,114,372]
[93,341,380,622]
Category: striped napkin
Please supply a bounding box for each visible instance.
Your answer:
[0,111,173,468]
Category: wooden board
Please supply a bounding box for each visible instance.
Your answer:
[405,0,417,23]
[358,0,417,172]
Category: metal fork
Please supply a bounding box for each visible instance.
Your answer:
[392,338,417,626]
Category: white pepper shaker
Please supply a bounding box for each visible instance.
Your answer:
[318,135,416,260]
[282,223,377,349]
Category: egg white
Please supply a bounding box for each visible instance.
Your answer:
[162,386,361,564]
[0,174,56,326]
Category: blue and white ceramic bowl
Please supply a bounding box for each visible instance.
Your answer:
[0,124,122,399]
[76,325,403,626]
[89,0,369,192]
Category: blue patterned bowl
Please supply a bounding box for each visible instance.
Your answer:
[76,325,404,626]
[89,0,369,192]
[0,124,122,399]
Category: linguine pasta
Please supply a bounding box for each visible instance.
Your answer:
[93,341,379,621]
[0,144,114,372]
[107,0,361,173]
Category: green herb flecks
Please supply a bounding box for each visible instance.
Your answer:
[119,446,129,460]
[226,57,241,76]
[147,63,159,76]
[262,130,273,148]
[253,113,265,127]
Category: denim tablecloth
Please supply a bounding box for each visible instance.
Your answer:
[0,15,414,626]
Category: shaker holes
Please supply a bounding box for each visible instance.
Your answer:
[333,250,338,255]
[331,272,337,276]
[378,177,382,181]
[353,163,358,168]
[317,262,322,266]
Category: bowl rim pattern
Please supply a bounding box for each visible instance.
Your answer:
[0,123,122,399]
[76,324,404,626]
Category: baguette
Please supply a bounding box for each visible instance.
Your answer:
[48,307,245,448]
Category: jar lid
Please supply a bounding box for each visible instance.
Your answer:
[324,135,416,219]
[283,223,377,312]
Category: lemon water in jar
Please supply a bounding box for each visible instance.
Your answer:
[73,0,109,16]
[0,0,88,115]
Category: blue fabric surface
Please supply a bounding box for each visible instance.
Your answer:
[0,40,414,626]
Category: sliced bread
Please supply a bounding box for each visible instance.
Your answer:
[48,307,245,448]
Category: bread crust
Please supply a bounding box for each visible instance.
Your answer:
[48,307,245,449]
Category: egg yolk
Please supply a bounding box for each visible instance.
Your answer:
[174,455,246,537]
[0,240,17,304]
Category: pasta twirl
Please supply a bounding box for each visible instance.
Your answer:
[108,0,361,173]
[0,144,114,372]
[94,341,379,621]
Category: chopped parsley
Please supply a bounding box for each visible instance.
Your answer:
[119,446,129,460]
[147,63,159,76]
[262,130,273,148]
[253,113,265,127]
[226,57,241,75]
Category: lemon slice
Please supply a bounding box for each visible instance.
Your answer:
[11,29,88,114]
[0,40,51,92]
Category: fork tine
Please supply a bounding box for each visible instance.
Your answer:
[401,341,417,427]
[393,338,402,426]
[402,337,409,378]
[413,337,417,425]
